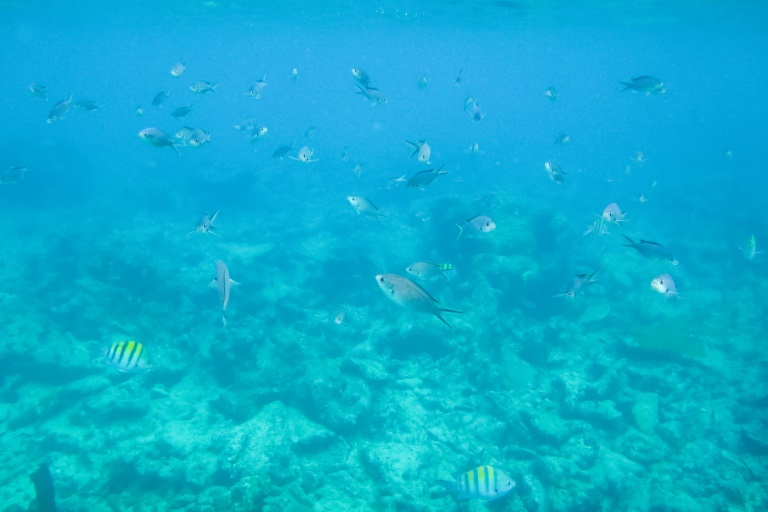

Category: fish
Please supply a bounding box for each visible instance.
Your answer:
[170,62,186,77]
[290,68,299,82]
[741,235,760,260]
[187,210,219,237]
[289,146,319,163]
[190,81,217,93]
[105,340,151,373]
[454,68,464,86]
[138,128,181,155]
[554,132,570,144]
[406,166,448,189]
[175,126,195,144]
[545,86,558,101]
[347,196,385,222]
[544,161,566,184]
[556,268,600,298]
[405,261,451,280]
[651,273,678,296]
[211,260,239,327]
[303,126,317,139]
[436,465,515,502]
[457,215,496,239]
[418,75,429,88]
[621,235,678,265]
[465,143,483,154]
[375,273,462,328]
[247,76,268,98]
[354,83,388,104]
[234,118,256,132]
[602,203,627,224]
[30,464,57,512]
[188,128,211,147]
[630,150,648,165]
[382,174,407,189]
[251,126,268,142]
[333,310,346,325]
[619,76,665,94]
[583,217,609,237]
[405,140,431,163]
[73,99,103,111]
[341,146,349,161]
[152,90,170,107]
[47,95,72,123]
[171,105,194,118]
[29,82,48,100]
[353,163,363,176]
[351,68,371,87]
[272,143,294,159]
[135,105,144,116]
[0,166,28,184]
[463,97,485,122]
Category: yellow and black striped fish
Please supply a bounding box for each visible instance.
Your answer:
[105,341,151,373]
[436,465,515,501]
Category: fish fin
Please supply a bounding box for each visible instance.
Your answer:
[354,83,365,94]
[434,480,458,498]
[171,144,181,156]
[618,82,631,91]
[185,231,196,238]
[455,224,464,240]
[210,210,220,224]
[435,313,453,328]
[229,279,241,286]
[621,234,635,245]
[639,239,663,246]
[209,279,218,288]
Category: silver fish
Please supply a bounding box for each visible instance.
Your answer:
[247,76,267,98]
[29,82,47,100]
[47,95,72,123]
[405,261,449,280]
[418,76,429,89]
[347,196,384,222]
[211,260,239,327]
[190,81,217,94]
[544,161,566,184]
[545,86,558,101]
[741,235,760,260]
[622,235,678,265]
[251,126,268,142]
[138,127,180,155]
[171,105,194,118]
[454,68,463,86]
[152,90,170,107]
[601,203,627,224]
[619,76,665,95]
[405,140,431,163]
[73,99,103,111]
[354,84,387,105]
[351,68,371,87]
[456,215,496,240]
[375,273,461,328]
[289,146,318,163]
[406,166,448,189]
[187,210,219,237]
[272,143,294,159]
[556,268,600,298]
[0,166,28,184]
[651,273,678,296]
[175,126,195,144]
[234,117,256,132]
[170,62,186,77]
[188,128,211,147]
[464,97,485,122]
[290,68,299,82]
[554,132,570,144]
[382,174,407,189]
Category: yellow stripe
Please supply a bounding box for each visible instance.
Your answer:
[487,466,495,495]
[119,341,136,368]
[112,341,126,364]
[129,343,143,369]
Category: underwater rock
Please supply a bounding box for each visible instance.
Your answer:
[63,375,112,399]
[560,433,600,470]
[340,358,390,383]
[566,399,622,428]
[519,473,550,512]
[592,448,646,493]
[523,409,575,446]
[632,392,659,434]
[614,429,669,465]
[306,361,372,433]
[362,442,428,500]
[740,419,768,455]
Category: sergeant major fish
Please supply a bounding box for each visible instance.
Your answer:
[351,68,371,87]
[171,105,194,118]
[29,82,48,100]
[170,62,186,77]
[105,340,151,373]
[436,465,515,502]
[456,215,496,240]
[152,90,170,107]
[188,128,211,147]
[375,273,462,328]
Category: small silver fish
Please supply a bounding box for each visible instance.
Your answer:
[406,166,448,189]
[601,203,627,224]
[175,126,195,144]
[465,143,483,155]
[211,260,239,327]
[545,86,558,101]
[29,82,47,100]
[375,273,461,328]
[289,146,318,163]
[47,95,73,123]
[456,215,496,240]
[630,151,648,165]
[351,68,371,87]
[170,62,186,77]
[405,140,431,163]
[619,76,665,95]
[741,235,760,260]
[234,117,255,132]
[152,90,170,107]
[544,161,566,184]
[347,196,384,222]
[0,166,28,184]
[138,127,180,155]
[382,174,407,189]
[290,68,299,82]
[354,84,387,105]
[247,76,268,98]
[418,76,429,89]
[554,132,570,144]
[188,128,211,147]
[454,68,463,86]
[556,268,600,298]
[73,99,103,111]
[171,105,194,118]
[272,143,294,159]
[464,97,485,122]
[187,210,219,237]
[251,126,268,142]
[190,81,217,94]
[333,310,346,325]
[405,261,449,280]
[651,273,678,296]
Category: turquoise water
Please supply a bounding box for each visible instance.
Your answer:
[2,1,767,510]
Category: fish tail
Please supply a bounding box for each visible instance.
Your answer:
[455,224,464,240]
[436,308,462,328]
[618,82,631,91]
[621,234,635,246]
[434,480,458,497]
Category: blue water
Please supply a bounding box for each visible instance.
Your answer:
[2,1,767,511]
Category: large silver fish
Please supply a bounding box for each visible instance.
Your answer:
[139,128,180,155]
[456,215,496,240]
[347,196,384,222]
[375,273,461,327]
[211,260,239,327]
[406,166,448,189]
[556,268,600,298]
